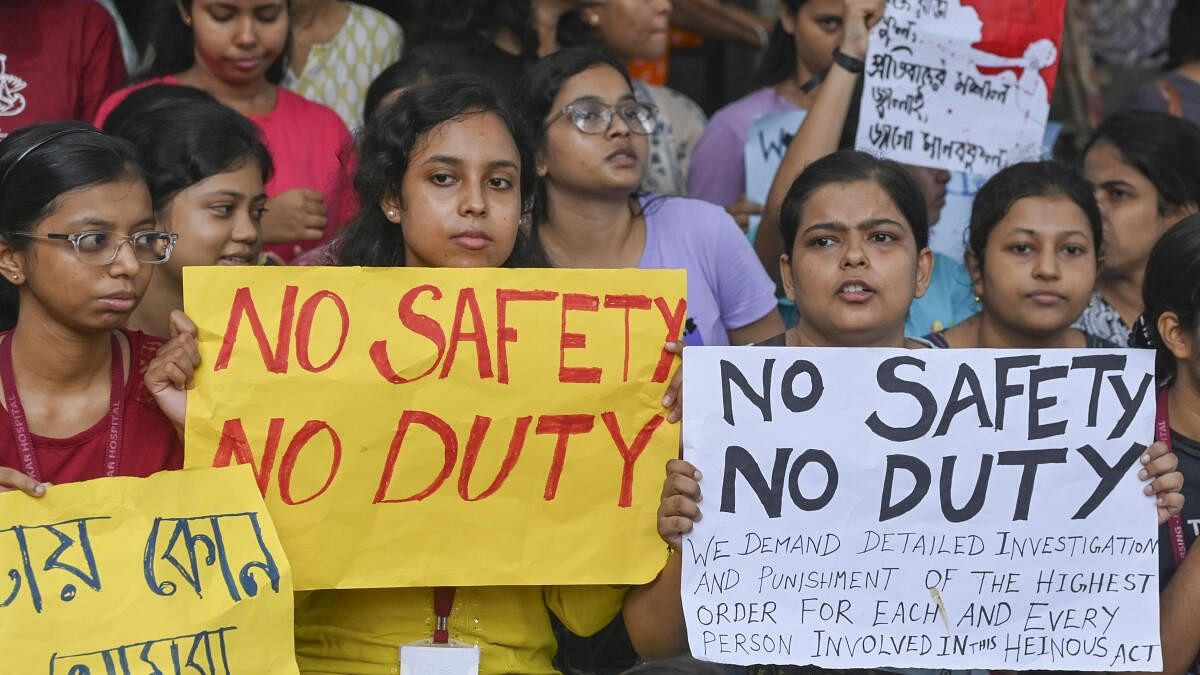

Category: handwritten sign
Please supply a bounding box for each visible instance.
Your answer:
[744,110,808,243]
[681,347,1161,670]
[184,266,684,590]
[0,466,297,674]
[855,0,1066,175]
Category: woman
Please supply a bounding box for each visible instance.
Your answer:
[1128,214,1200,675]
[95,0,353,263]
[0,122,188,491]
[574,0,707,196]
[621,151,1185,664]
[284,0,404,129]
[928,161,1112,349]
[518,47,784,347]
[103,84,272,338]
[688,0,862,218]
[1077,110,1200,345]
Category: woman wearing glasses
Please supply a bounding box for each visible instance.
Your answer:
[517,48,783,348]
[0,122,188,495]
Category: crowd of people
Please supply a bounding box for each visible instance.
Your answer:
[1,0,1199,674]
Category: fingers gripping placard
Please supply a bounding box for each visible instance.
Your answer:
[184,267,685,590]
[681,347,1161,671]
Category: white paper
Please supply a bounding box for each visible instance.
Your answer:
[855,0,1063,175]
[681,347,1161,670]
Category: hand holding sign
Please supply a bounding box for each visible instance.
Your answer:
[680,346,1170,670]
[840,0,886,59]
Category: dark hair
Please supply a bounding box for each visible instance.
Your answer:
[102,84,273,213]
[408,0,592,63]
[779,150,929,254]
[364,43,484,123]
[755,0,810,88]
[0,122,145,330]
[621,657,727,675]
[1166,1,1200,70]
[967,161,1103,269]
[1084,111,1200,216]
[516,46,635,241]
[139,0,291,84]
[1133,214,1200,381]
[336,75,536,268]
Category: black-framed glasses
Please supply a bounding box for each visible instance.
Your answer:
[9,231,178,265]
[546,99,659,135]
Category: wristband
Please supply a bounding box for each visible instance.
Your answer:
[832,48,866,75]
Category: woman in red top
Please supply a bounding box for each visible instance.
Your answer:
[95,0,354,263]
[0,121,189,494]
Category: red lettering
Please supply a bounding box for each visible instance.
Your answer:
[374,410,458,503]
[652,297,688,383]
[457,416,532,501]
[371,285,446,384]
[559,293,602,384]
[603,294,652,382]
[495,289,558,384]
[212,418,286,495]
[213,286,298,373]
[601,412,665,508]
[277,421,342,505]
[441,288,494,380]
[295,291,349,372]
[535,414,596,501]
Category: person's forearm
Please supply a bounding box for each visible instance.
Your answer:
[755,64,861,281]
[623,551,688,660]
[671,0,772,48]
[1157,550,1200,675]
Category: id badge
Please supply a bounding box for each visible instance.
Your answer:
[399,641,480,675]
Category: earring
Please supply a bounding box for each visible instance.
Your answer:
[385,209,398,219]
[585,11,600,25]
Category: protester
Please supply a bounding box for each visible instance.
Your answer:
[1127,214,1200,675]
[249,75,671,675]
[926,161,1112,348]
[0,0,126,140]
[284,0,404,129]
[0,122,187,489]
[574,0,708,196]
[95,0,353,263]
[688,0,856,218]
[622,151,1186,664]
[518,47,783,347]
[103,85,272,338]
[1077,111,1200,345]
[1123,1,1200,123]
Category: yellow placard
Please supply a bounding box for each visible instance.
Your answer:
[0,465,298,674]
[183,266,685,590]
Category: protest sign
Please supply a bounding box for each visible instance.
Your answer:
[184,266,685,590]
[855,0,1066,175]
[681,347,1161,670]
[743,109,808,243]
[0,466,297,674]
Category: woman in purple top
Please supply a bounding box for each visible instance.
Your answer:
[517,47,783,347]
[687,0,851,226]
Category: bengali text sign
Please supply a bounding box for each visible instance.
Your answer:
[682,347,1160,670]
[184,266,685,590]
[0,466,297,674]
[856,0,1066,175]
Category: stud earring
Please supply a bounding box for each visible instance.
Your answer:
[385,209,399,219]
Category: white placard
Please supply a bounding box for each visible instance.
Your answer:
[682,347,1161,670]
[855,0,1065,175]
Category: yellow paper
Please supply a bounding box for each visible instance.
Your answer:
[184,266,685,590]
[0,465,298,674]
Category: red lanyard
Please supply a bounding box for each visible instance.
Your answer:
[0,332,126,482]
[1158,386,1189,567]
[433,587,456,644]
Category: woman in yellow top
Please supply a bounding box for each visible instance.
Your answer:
[282,75,680,675]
